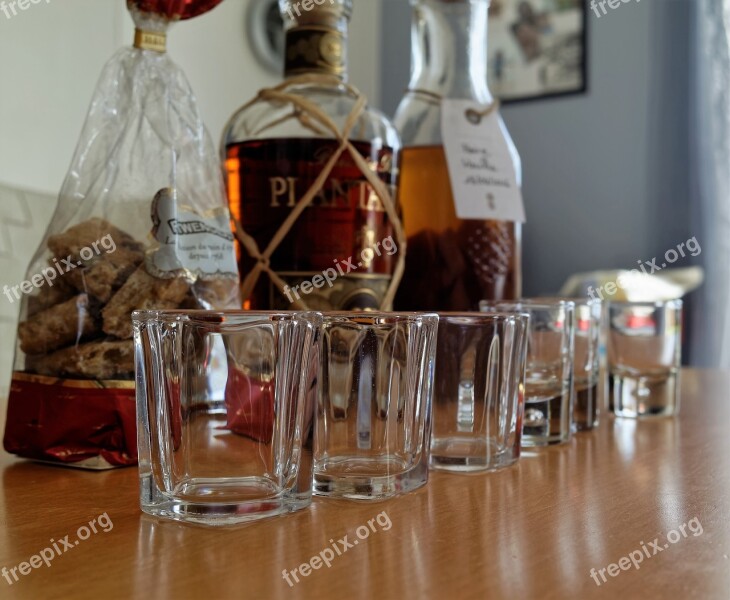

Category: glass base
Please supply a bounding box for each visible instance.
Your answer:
[140,474,311,526]
[610,372,679,418]
[521,434,571,447]
[572,380,599,432]
[429,437,519,473]
[573,422,598,433]
[521,396,571,447]
[314,458,428,500]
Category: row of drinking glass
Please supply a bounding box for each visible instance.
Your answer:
[444,297,682,467]
[133,299,682,526]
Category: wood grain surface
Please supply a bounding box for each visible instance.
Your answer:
[0,369,728,600]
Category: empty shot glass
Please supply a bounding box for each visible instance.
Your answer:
[430,313,529,473]
[573,298,602,432]
[482,300,575,446]
[608,300,682,418]
[314,312,438,500]
[134,311,320,526]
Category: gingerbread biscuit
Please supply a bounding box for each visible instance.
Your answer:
[47,217,143,260]
[102,266,190,339]
[18,295,100,355]
[66,246,144,303]
[26,274,76,317]
[30,340,134,380]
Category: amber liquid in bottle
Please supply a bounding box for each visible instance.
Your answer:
[394,146,520,311]
[226,138,396,310]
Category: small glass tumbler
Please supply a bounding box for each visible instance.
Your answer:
[313,312,438,500]
[608,300,682,418]
[134,310,320,526]
[482,300,575,446]
[573,298,602,432]
[430,313,529,473]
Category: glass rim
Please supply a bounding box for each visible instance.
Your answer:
[480,299,576,311]
[132,310,441,324]
[607,299,683,309]
[544,296,602,307]
[441,311,530,322]
[320,311,439,323]
[131,309,318,322]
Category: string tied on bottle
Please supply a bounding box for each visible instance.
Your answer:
[228,74,407,310]
[406,88,500,124]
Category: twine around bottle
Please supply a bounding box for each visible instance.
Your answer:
[231,74,406,311]
[406,88,501,124]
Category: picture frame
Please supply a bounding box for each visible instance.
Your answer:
[488,0,588,104]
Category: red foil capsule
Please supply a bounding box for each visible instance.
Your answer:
[127,0,224,20]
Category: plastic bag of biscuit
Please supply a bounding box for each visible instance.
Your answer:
[3,0,241,469]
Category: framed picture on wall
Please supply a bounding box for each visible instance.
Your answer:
[488,0,587,103]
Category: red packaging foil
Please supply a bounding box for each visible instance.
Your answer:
[3,368,280,469]
[3,373,137,469]
[128,0,224,20]
[224,366,275,444]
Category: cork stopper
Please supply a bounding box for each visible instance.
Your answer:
[280,0,352,26]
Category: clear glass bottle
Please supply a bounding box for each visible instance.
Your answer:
[222,0,401,311]
[394,0,522,311]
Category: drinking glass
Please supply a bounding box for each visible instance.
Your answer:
[134,310,320,526]
[482,300,575,446]
[608,300,682,418]
[314,312,438,500]
[573,298,602,431]
[430,313,528,472]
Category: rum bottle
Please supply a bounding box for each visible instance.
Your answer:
[222,0,401,310]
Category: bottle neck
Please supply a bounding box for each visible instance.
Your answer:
[283,15,349,81]
[409,0,492,103]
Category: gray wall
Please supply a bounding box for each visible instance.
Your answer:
[380,0,692,296]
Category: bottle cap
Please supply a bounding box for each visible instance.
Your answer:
[280,0,353,25]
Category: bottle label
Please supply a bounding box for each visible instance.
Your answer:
[284,26,347,77]
[226,139,397,310]
[441,99,526,223]
[148,188,239,280]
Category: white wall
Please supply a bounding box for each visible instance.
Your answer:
[0,1,120,194]
[0,0,382,194]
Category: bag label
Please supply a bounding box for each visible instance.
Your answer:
[149,188,238,279]
[441,99,526,223]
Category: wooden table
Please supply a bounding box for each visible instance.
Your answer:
[1,369,729,600]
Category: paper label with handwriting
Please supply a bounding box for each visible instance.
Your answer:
[441,99,525,223]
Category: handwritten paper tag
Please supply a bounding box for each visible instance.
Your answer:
[441,99,525,222]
